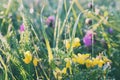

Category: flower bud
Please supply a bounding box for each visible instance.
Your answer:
[88,2,93,9]
[46,16,55,28]
[85,18,92,25]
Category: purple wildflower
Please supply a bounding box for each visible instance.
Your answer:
[46,16,55,27]
[83,30,95,47]
[85,30,94,38]
[83,36,92,47]
[20,23,25,32]
[108,28,113,34]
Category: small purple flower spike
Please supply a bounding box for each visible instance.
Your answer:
[83,30,95,47]
[46,16,55,27]
[108,28,113,34]
[83,35,92,47]
[20,23,25,32]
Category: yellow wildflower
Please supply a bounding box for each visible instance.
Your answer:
[53,67,62,80]
[66,61,70,68]
[72,57,77,63]
[76,57,85,64]
[98,59,105,68]
[72,37,81,48]
[76,53,90,64]
[33,58,39,66]
[63,37,81,49]
[78,54,90,59]
[23,51,32,64]
[62,68,67,74]
[64,58,71,68]
[64,58,72,74]
[85,59,93,68]
[53,67,67,79]
[64,40,70,49]
[103,56,111,63]
[72,54,77,63]
[83,54,90,59]
[92,58,99,66]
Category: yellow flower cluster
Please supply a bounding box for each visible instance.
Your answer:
[53,54,111,79]
[23,51,39,66]
[72,54,90,64]
[53,58,72,79]
[63,37,81,49]
[72,53,111,68]
[53,67,67,80]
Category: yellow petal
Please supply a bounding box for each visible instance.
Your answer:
[33,58,39,66]
[64,58,71,69]
[72,38,81,48]
[62,68,67,74]
[66,61,70,68]
[53,67,62,79]
[98,60,104,68]
[103,56,111,63]
[64,40,70,49]
[23,51,32,64]
[85,59,92,68]
[23,58,31,64]
[92,58,99,66]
